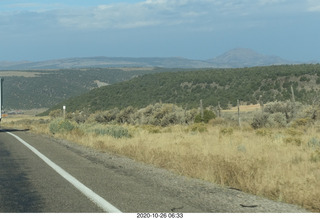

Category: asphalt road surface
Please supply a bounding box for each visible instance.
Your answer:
[0,128,309,213]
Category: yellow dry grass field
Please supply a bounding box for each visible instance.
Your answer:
[3,117,320,212]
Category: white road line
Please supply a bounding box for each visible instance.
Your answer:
[6,131,122,213]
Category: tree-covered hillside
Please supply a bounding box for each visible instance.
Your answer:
[1,67,177,109]
[43,64,320,114]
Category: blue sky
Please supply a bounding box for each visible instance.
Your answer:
[0,0,319,62]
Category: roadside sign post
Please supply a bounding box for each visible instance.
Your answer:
[63,105,66,120]
[0,78,3,121]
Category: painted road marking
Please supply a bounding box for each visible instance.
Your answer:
[6,131,122,213]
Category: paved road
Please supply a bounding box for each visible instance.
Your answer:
[0,128,309,213]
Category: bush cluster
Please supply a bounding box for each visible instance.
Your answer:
[49,119,75,134]
[188,123,208,133]
[91,125,131,138]
[81,103,204,127]
[49,118,132,139]
[251,101,305,129]
[50,100,320,130]
[194,110,216,123]
[307,137,320,151]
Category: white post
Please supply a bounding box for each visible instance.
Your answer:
[63,105,66,120]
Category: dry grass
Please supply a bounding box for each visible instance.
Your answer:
[3,117,320,212]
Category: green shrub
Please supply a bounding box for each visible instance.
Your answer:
[93,125,131,138]
[160,112,184,127]
[194,110,216,123]
[255,128,272,136]
[133,103,190,126]
[266,112,287,128]
[71,110,89,124]
[49,119,75,134]
[194,114,202,123]
[290,118,310,128]
[251,112,269,129]
[49,109,62,119]
[308,137,320,150]
[263,101,303,122]
[93,108,120,123]
[237,145,247,153]
[189,123,208,133]
[264,101,292,115]
[116,106,136,124]
[251,100,301,128]
[220,127,233,135]
[300,76,310,82]
[86,103,200,127]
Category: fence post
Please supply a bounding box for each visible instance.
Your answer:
[200,99,204,120]
[218,101,221,118]
[291,85,296,118]
[184,103,188,124]
[291,85,295,103]
[259,95,264,112]
[237,99,241,127]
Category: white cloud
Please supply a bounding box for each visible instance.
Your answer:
[0,0,311,33]
[308,0,320,12]
[57,0,208,30]
[58,0,260,30]
[259,0,287,5]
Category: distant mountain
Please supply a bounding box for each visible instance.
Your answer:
[0,48,298,70]
[0,57,215,70]
[207,48,293,68]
